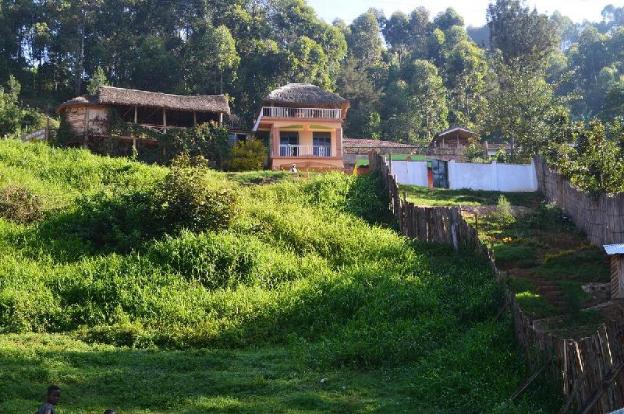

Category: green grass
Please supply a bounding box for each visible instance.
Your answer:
[0,329,559,414]
[515,292,558,319]
[536,249,610,283]
[400,186,541,207]
[406,188,610,328]
[493,243,539,269]
[0,140,557,412]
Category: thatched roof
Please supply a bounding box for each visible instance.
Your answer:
[56,96,99,112]
[263,83,349,110]
[58,86,230,114]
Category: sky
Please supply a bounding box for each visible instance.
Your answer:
[306,0,624,27]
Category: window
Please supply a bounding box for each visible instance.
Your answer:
[280,132,299,156]
[313,132,331,157]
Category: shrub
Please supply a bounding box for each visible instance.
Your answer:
[0,185,43,223]
[165,123,231,168]
[62,190,159,252]
[155,165,237,234]
[491,195,515,226]
[465,139,487,163]
[147,231,258,289]
[228,139,266,171]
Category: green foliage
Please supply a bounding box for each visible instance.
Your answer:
[165,123,231,168]
[487,0,559,70]
[87,66,108,95]
[487,59,566,161]
[0,185,43,224]
[465,139,487,162]
[228,139,266,171]
[546,119,624,194]
[0,140,556,412]
[0,76,45,138]
[493,195,516,226]
[156,164,238,234]
[536,249,610,283]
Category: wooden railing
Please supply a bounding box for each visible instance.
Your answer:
[261,106,341,120]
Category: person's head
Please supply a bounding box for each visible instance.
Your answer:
[46,385,61,405]
[104,410,116,414]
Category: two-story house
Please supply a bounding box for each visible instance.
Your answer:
[252,83,350,171]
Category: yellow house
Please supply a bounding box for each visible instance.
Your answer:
[253,83,350,171]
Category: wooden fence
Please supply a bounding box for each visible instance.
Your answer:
[535,157,624,247]
[370,151,624,414]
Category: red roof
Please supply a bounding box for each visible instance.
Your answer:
[343,138,419,148]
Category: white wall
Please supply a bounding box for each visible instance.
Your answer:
[390,159,538,192]
[448,161,538,192]
[390,161,429,187]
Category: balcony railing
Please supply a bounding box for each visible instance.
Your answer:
[279,144,332,158]
[262,106,341,120]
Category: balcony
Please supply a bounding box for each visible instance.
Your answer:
[262,106,342,120]
[279,144,332,158]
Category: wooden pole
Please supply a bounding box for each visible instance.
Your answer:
[193,111,197,127]
[219,112,224,126]
[134,106,138,124]
[163,108,167,133]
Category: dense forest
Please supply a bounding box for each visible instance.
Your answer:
[2,0,624,149]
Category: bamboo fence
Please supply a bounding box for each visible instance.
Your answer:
[535,157,624,247]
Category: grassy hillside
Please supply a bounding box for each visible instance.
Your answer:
[0,140,556,413]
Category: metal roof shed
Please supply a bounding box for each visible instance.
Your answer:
[604,244,624,299]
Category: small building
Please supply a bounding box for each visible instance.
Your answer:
[604,244,624,299]
[57,86,230,141]
[342,138,422,170]
[429,127,478,149]
[252,83,350,171]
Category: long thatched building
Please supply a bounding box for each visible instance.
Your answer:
[57,86,230,140]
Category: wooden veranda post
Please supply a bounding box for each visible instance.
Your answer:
[134,106,138,124]
[163,108,167,133]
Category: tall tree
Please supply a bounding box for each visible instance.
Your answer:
[487,60,566,160]
[383,60,448,143]
[487,0,559,69]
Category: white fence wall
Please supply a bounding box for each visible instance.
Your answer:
[390,160,538,192]
[390,161,429,187]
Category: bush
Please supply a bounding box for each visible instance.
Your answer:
[0,185,43,223]
[165,123,231,168]
[491,195,515,226]
[147,231,258,289]
[65,190,159,252]
[228,139,266,171]
[155,165,237,234]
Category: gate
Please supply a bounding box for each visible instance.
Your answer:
[431,160,449,189]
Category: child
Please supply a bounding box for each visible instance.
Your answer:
[37,385,60,414]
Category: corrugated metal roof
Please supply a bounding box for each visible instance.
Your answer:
[604,244,624,255]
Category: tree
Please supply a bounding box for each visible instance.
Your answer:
[383,60,448,143]
[487,0,559,70]
[486,60,566,160]
[337,57,381,137]
[445,40,489,131]
[384,12,411,64]
[287,36,331,89]
[433,8,464,32]
[347,12,384,69]
[213,25,240,94]
[0,76,24,137]
[87,66,108,94]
